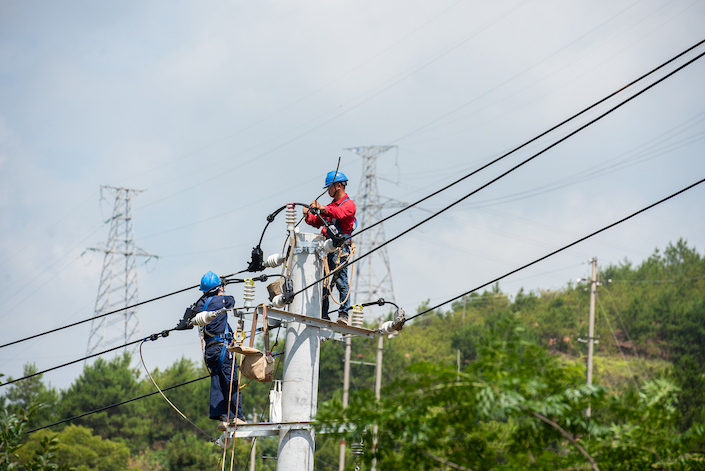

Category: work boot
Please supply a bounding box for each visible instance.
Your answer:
[218,417,247,431]
[337,314,349,326]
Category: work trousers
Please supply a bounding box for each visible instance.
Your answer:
[204,345,245,421]
[322,244,351,318]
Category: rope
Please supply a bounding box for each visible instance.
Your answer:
[138,341,214,440]
[323,243,356,306]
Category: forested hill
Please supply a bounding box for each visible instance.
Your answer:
[2,239,705,470]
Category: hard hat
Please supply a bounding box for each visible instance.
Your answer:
[200,271,222,293]
[324,170,348,188]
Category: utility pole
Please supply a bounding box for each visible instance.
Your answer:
[277,231,324,471]
[457,296,466,382]
[586,257,597,418]
[250,410,257,471]
[339,326,353,471]
[86,186,155,356]
[347,146,398,318]
[371,317,384,471]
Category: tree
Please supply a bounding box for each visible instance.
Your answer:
[57,353,149,447]
[18,426,128,471]
[2,365,58,431]
[316,312,705,470]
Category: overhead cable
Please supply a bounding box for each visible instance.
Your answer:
[351,38,705,240]
[0,270,246,351]
[0,330,171,387]
[406,176,705,322]
[294,45,705,299]
[24,375,209,435]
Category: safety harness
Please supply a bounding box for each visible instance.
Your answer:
[202,296,233,373]
[329,196,357,243]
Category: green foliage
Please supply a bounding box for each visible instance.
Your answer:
[18,426,128,471]
[57,353,149,447]
[5,238,705,470]
[316,311,705,470]
[1,403,40,471]
[2,366,58,431]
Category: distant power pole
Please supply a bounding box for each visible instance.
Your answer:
[346,146,398,315]
[586,257,598,417]
[86,186,154,357]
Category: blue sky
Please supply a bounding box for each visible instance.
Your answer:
[1,0,704,390]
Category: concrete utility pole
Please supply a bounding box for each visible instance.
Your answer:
[586,257,597,418]
[277,232,324,471]
[250,410,257,471]
[86,186,155,356]
[371,319,384,471]
[339,329,353,471]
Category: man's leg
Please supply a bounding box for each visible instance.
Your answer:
[336,246,351,323]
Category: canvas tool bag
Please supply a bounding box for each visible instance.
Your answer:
[229,305,274,382]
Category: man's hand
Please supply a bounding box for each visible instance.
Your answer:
[309,200,325,214]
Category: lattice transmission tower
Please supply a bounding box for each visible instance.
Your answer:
[347,146,401,317]
[86,186,154,356]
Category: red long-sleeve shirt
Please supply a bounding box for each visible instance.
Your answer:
[305,194,357,236]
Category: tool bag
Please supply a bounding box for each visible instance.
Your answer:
[229,305,274,382]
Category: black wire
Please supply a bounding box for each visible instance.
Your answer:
[1,330,173,387]
[0,270,248,350]
[20,179,705,435]
[24,375,210,435]
[407,176,705,322]
[350,38,705,241]
[292,47,705,300]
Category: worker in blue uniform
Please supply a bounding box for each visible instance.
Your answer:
[192,271,247,431]
[303,170,357,325]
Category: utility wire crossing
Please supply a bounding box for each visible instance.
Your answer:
[21,175,705,432]
[0,39,705,354]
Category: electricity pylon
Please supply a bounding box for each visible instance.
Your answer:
[346,146,399,316]
[86,186,155,357]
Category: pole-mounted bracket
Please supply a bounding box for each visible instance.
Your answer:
[255,306,376,340]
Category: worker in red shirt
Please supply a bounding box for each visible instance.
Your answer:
[303,170,356,324]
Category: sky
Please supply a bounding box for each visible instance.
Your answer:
[1,0,704,393]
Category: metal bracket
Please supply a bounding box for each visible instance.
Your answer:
[256,306,376,339]
[292,238,327,259]
[232,421,313,438]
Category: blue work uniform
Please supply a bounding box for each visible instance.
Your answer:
[196,294,245,422]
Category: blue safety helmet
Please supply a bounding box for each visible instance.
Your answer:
[200,271,222,293]
[324,170,348,189]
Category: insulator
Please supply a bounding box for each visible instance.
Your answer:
[350,306,364,328]
[243,279,255,308]
[263,253,284,268]
[322,238,336,253]
[285,204,297,232]
[350,438,365,456]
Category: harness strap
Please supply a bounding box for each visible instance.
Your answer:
[201,296,233,373]
[330,196,357,240]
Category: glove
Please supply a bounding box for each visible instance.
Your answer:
[191,309,222,326]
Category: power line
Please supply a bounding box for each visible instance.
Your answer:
[6,41,704,356]
[352,38,705,241]
[1,330,171,387]
[407,176,705,322]
[294,44,705,299]
[0,285,196,350]
[0,269,249,351]
[24,375,210,435]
